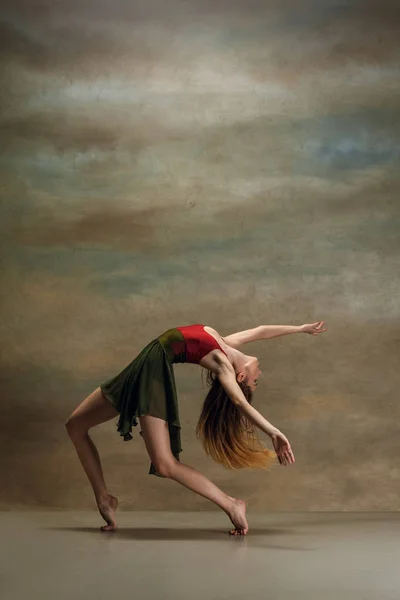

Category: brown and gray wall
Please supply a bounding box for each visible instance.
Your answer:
[1,0,399,511]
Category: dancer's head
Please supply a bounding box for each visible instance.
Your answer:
[195,370,276,471]
[235,355,261,393]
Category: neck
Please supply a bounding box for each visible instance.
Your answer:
[230,348,248,374]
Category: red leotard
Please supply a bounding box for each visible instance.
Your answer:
[175,324,229,364]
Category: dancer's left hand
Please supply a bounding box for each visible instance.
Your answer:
[270,431,295,466]
[301,321,328,335]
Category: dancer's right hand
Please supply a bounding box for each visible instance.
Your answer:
[270,431,295,466]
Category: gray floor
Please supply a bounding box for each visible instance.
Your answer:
[1,511,399,600]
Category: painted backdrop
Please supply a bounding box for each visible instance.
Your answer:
[0,0,399,510]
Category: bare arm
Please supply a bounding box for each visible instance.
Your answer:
[223,321,327,347]
[217,365,281,437]
[223,324,302,348]
[259,325,303,340]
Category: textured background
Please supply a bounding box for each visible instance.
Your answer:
[0,0,399,511]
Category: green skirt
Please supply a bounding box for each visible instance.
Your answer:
[99,328,185,478]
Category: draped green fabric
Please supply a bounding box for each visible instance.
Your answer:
[99,328,186,477]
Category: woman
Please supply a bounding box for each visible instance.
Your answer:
[65,320,327,535]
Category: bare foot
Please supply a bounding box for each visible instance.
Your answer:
[227,498,248,536]
[97,494,118,532]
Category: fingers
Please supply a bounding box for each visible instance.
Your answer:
[278,450,295,466]
[274,434,295,466]
[307,320,328,335]
[314,321,328,333]
[312,327,328,335]
[278,453,287,466]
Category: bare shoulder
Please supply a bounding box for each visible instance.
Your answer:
[204,325,227,343]
[199,326,234,372]
[203,325,219,335]
[204,325,236,351]
[203,325,233,351]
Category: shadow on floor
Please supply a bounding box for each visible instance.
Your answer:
[44,525,301,542]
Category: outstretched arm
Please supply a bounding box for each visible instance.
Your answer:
[259,324,303,340]
[216,360,296,466]
[217,365,280,437]
[223,321,327,347]
[261,321,327,339]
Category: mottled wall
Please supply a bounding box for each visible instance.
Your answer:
[1,0,399,511]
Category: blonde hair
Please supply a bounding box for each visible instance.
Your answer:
[195,369,276,471]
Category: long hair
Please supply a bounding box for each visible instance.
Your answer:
[195,369,277,471]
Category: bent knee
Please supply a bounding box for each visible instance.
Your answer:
[152,458,179,478]
[65,416,87,436]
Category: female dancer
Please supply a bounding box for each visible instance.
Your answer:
[65,321,327,535]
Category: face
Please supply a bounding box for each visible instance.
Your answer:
[237,356,262,392]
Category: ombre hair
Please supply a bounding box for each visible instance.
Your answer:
[196,369,276,471]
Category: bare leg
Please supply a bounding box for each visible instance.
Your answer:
[168,462,248,536]
[139,415,249,535]
[65,387,120,531]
